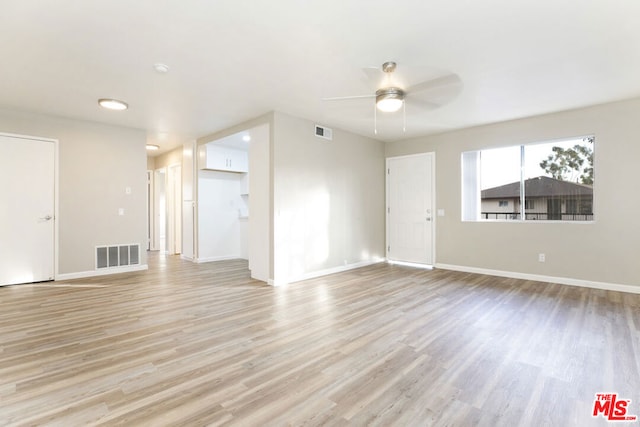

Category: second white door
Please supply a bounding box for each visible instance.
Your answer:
[386,153,434,265]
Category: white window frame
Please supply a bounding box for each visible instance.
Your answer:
[461,136,595,223]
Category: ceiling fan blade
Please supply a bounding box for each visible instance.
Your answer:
[406,73,462,94]
[405,96,441,110]
[322,94,375,101]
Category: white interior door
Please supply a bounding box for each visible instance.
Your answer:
[153,168,167,252]
[147,170,153,251]
[167,164,182,255]
[0,134,55,285]
[387,153,434,265]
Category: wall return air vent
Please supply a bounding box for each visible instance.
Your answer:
[96,244,140,270]
[314,124,333,141]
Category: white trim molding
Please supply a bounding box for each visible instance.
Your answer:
[56,264,148,281]
[435,263,640,295]
[269,258,387,287]
[195,255,241,264]
[387,260,434,270]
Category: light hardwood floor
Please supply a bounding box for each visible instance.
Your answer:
[1,254,639,426]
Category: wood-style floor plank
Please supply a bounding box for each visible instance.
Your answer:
[1,254,639,426]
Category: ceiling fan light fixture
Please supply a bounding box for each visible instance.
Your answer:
[377,97,404,113]
[376,88,405,112]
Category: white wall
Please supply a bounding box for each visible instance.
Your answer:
[195,111,385,285]
[248,123,270,281]
[197,170,244,262]
[272,112,386,284]
[386,97,640,288]
[0,108,147,275]
[196,113,274,281]
[152,147,182,169]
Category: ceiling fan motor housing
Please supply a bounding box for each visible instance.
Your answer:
[375,87,405,100]
[382,61,397,73]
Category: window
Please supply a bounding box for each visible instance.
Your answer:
[580,199,593,214]
[462,136,594,221]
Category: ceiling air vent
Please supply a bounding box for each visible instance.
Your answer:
[314,124,333,141]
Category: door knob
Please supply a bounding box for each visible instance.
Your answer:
[40,215,53,221]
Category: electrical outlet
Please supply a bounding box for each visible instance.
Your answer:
[538,253,546,263]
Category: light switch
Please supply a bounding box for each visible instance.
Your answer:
[437,209,445,217]
[125,187,132,195]
[118,208,124,216]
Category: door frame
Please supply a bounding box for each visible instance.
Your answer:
[1,131,59,281]
[385,152,436,266]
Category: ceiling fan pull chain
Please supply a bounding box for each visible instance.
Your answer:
[403,101,406,132]
[374,103,378,134]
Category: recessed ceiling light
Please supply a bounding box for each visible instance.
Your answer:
[98,98,128,111]
[242,134,251,142]
[146,144,160,151]
[153,63,169,74]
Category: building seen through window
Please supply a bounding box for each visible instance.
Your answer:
[462,136,594,221]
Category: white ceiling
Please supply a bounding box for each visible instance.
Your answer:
[1,1,639,155]
[209,131,250,151]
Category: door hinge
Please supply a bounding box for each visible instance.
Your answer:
[387,207,390,214]
[388,245,390,252]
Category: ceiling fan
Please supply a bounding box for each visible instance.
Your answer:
[323,61,462,133]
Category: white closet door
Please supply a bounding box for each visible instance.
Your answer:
[0,134,55,285]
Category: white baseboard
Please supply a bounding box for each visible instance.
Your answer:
[388,260,434,269]
[56,264,148,281]
[435,263,640,295]
[195,255,241,264]
[270,258,387,287]
[180,254,195,262]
